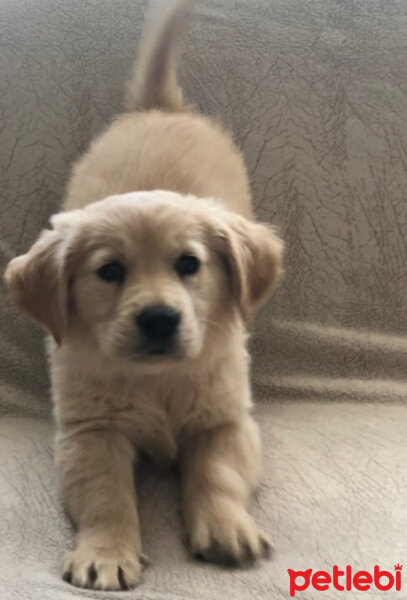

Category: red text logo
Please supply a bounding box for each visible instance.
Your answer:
[288,564,403,597]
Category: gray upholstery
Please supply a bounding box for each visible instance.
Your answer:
[1,0,407,598]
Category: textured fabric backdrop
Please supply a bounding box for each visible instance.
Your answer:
[1,1,407,599]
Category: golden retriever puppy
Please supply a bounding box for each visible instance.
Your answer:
[5,0,283,591]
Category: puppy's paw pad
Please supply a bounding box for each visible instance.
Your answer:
[63,548,143,590]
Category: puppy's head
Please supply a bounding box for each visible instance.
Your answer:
[5,191,283,369]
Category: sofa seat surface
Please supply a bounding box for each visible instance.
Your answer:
[1,400,406,600]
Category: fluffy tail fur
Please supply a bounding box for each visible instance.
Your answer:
[125,0,190,112]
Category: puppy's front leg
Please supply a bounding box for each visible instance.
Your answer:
[58,429,143,590]
[181,415,271,564]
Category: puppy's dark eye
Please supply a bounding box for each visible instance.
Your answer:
[175,254,200,277]
[96,261,126,283]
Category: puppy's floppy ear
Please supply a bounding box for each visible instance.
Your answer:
[4,230,69,344]
[4,209,86,344]
[212,212,284,319]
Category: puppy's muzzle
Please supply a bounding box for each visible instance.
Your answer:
[136,305,181,352]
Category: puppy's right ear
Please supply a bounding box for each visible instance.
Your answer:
[4,229,70,345]
[208,211,284,321]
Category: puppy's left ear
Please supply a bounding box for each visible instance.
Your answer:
[213,213,284,319]
[5,229,70,344]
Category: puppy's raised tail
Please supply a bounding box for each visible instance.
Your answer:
[125,0,190,112]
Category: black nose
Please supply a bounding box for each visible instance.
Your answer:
[136,305,181,341]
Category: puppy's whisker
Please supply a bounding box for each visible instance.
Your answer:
[198,318,233,341]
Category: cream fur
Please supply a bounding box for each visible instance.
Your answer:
[4,0,283,591]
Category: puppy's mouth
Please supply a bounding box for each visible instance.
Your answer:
[110,330,198,364]
[140,341,180,358]
[124,339,184,362]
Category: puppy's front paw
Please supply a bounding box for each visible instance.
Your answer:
[188,497,271,565]
[63,544,145,590]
